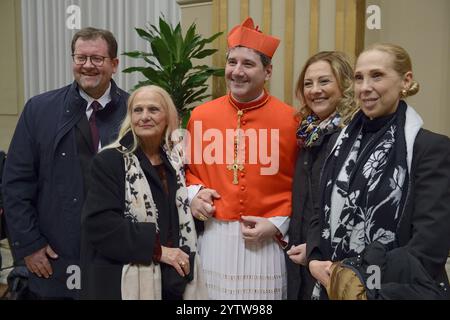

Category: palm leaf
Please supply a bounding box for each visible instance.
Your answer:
[122,18,225,121]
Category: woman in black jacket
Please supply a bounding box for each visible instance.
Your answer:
[286,51,358,299]
[80,85,207,300]
[308,43,450,299]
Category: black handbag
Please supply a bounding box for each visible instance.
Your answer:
[160,245,195,300]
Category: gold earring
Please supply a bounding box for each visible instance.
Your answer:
[401,89,407,98]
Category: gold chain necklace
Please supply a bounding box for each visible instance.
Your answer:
[226,94,270,184]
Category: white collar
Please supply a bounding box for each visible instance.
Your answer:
[79,83,112,111]
[404,104,423,172]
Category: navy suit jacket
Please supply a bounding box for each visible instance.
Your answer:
[3,80,128,298]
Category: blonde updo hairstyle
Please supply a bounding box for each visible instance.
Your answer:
[106,85,179,153]
[363,43,420,98]
[295,51,358,126]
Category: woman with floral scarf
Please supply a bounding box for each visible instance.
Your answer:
[308,44,450,299]
[80,85,207,300]
[286,51,358,299]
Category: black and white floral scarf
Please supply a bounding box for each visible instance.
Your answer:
[312,102,410,299]
[323,101,409,259]
[120,142,207,300]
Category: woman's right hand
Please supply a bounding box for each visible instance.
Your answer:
[309,260,333,287]
[160,246,190,277]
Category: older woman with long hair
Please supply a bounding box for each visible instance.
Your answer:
[286,51,358,299]
[80,85,206,300]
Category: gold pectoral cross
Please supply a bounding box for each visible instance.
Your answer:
[226,93,269,185]
[227,162,244,185]
[227,109,245,185]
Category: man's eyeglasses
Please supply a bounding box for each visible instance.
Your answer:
[72,54,111,67]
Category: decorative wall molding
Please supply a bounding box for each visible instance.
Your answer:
[212,0,227,98]
[240,0,249,22]
[176,0,211,5]
[335,0,366,63]
[0,0,23,115]
[284,0,295,106]
[309,0,320,56]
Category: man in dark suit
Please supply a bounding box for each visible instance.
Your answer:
[2,27,128,299]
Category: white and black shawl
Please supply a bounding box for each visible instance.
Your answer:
[120,142,207,300]
[321,101,410,261]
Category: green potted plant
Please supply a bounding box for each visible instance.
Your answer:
[123,17,224,126]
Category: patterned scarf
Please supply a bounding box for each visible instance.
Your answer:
[120,142,207,300]
[312,101,409,299]
[296,112,341,148]
[322,102,409,260]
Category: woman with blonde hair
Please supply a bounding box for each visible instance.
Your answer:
[308,43,450,299]
[286,51,358,299]
[80,85,207,300]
